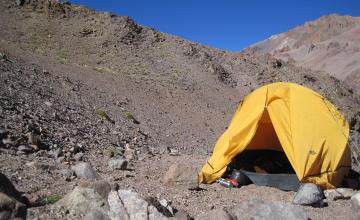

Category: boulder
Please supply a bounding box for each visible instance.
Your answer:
[83,209,111,220]
[56,186,109,215]
[351,192,360,217]
[174,209,191,220]
[148,205,169,220]
[108,159,128,170]
[324,188,357,201]
[79,181,111,200]
[71,162,100,181]
[163,163,199,189]
[196,208,235,220]
[253,202,308,220]
[107,191,129,220]
[230,199,308,220]
[293,183,324,206]
[108,190,168,220]
[144,197,173,217]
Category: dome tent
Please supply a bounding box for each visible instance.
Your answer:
[199,82,351,189]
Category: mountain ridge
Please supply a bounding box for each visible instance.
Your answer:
[248,14,360,94]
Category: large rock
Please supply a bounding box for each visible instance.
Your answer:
[253,202,308,220]
[57,186,109,215]
[231,199,308,220]
[108,190,168,220]
[196,208,235,220]
[83,209,111,220]
[107,191,129,220]
[163,163,199,189]
[351,192,360,217]
[174,209,191,220]
[79,181,111,200]
[0,192,27,220]
[71,162,100,181]
[293,183,324,206]
[324,188,357,201]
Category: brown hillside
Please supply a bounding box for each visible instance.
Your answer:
[0,1,360,219]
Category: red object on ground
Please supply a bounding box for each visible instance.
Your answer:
[226,178,239,187]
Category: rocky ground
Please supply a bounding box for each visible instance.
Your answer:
[1,0,360,219]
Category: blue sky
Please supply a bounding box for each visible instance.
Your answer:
[70,0,360,51]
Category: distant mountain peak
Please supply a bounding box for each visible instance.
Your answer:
[248,14,360,95]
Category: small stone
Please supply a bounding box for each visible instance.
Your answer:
[83,210,111,220]
[159,198,174,215]
[15,0,25,6]
[49,148,62,159]
[25,132,40,150]
[108,159,127,170]
[17,145,33,154]
[44,101,53,107]
[74,152,84,161]
[71,162,100,181]
[2,137,14,145]
[159,146,167,155]
[56,156,66,164]
[293,183,324,206]
[159,198,169,208]
[197,208,234,220]
[59,169,74,178]
[124,149,137,161]
[324,188,357,201]
[168,148,180,156]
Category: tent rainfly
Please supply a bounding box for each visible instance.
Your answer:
[199,82,351,189]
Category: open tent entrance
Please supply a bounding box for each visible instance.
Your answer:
[226,110,299,190]
[229,110,295,174]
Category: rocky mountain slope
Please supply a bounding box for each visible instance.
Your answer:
[248,14,360,95]
[1,0,360,219]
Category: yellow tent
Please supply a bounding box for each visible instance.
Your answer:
[199,82,351,189]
